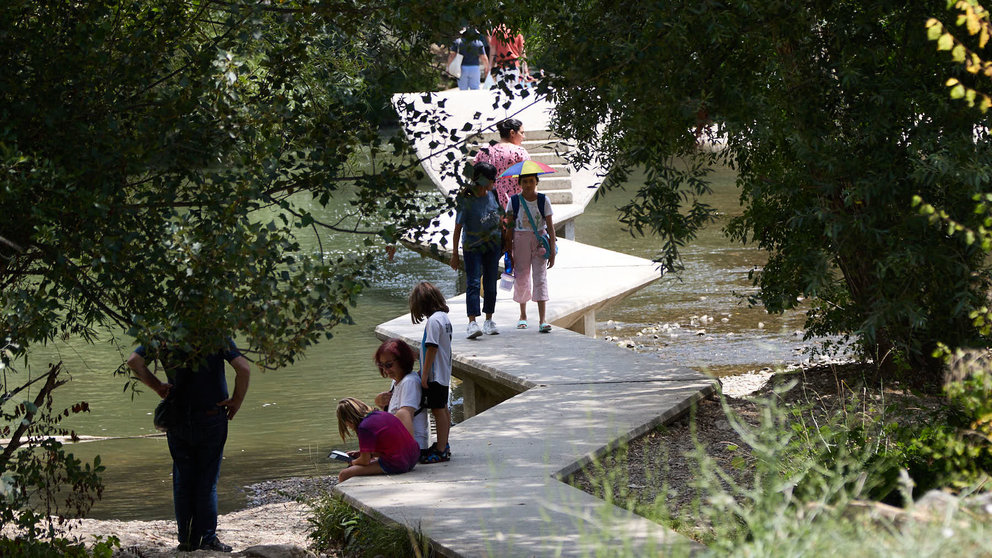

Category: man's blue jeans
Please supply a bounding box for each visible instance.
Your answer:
[167,412,228,548]
[458,65,482,90]
[464,246,500,317]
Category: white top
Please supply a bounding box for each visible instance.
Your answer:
[421,310,453,386]
[388,373,430,450]
[507,195,553,232]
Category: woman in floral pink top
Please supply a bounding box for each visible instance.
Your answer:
[474,118,530,209]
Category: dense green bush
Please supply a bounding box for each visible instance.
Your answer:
[897,360,992,493]
[519,0,992,386]
[0,536,118,558]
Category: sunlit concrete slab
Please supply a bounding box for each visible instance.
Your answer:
[336,338,717,555]
[377,313,704,389]
[336,477,697,558]
[371,381,715,482]
[385,236,662,341]
[392,88,603,231]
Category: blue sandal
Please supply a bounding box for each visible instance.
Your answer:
[420,445,450,464]
[517,319,528,329]
[539,323,552,333]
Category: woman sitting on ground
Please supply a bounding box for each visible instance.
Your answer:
[335,397,420,483]
[373,338,430,456]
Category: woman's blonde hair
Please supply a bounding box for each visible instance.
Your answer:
[336,397,374,441]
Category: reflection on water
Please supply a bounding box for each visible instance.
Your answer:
[17,163,815,520]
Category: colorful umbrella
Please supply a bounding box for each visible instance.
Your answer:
[497,160,556,178]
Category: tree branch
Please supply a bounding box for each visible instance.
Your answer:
[0,363,67,465]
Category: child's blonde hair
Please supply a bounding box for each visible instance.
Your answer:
[336,397,374,441]
[409,281,449,324]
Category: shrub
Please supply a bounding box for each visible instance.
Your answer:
[0,362,105,544]
[0,535,119,558]
[575,374,992,556]
[897,353,992,493]
[307,492,429,558]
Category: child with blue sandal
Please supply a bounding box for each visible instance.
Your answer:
[505,173,556,333]
[409,281,454,463]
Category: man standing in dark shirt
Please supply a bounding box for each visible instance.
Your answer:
[128,339,251,553]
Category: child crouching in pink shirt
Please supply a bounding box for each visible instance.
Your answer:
[336,397,419,483]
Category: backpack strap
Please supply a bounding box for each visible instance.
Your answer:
[512,193,547,219]
[510,191,547,216]
[520,194,542,237]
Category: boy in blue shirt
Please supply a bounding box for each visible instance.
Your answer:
[449,161,502,338]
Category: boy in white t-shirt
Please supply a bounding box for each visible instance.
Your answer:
[409,282,454,463]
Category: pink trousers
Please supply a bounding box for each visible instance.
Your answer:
[512,230,549,303]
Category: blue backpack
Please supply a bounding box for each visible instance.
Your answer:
[509,193,556,259]
[510,193,549,219]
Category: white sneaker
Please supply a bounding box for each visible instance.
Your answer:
[483,319,499,335]
[466,321,482,339]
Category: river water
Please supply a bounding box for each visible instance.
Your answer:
[18,163,814,520]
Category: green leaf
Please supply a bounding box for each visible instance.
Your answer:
[938,32,955,50]
[952,44,967,62]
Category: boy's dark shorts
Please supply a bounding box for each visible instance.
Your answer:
[425,381,449,409]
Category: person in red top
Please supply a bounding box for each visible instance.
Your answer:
[488,25,527,87]
[336,397,420,483]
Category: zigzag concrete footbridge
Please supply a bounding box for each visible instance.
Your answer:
[333,88,718,556]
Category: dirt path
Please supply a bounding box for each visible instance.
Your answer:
[61,500,318,556]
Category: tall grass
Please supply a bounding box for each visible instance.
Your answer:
[307,492,431,558]
[574,371,992,557]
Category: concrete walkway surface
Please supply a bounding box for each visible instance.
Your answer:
[337,320,714,557]
[335,262,718,556]
[335,379,711,557]
[332,88,718,556]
